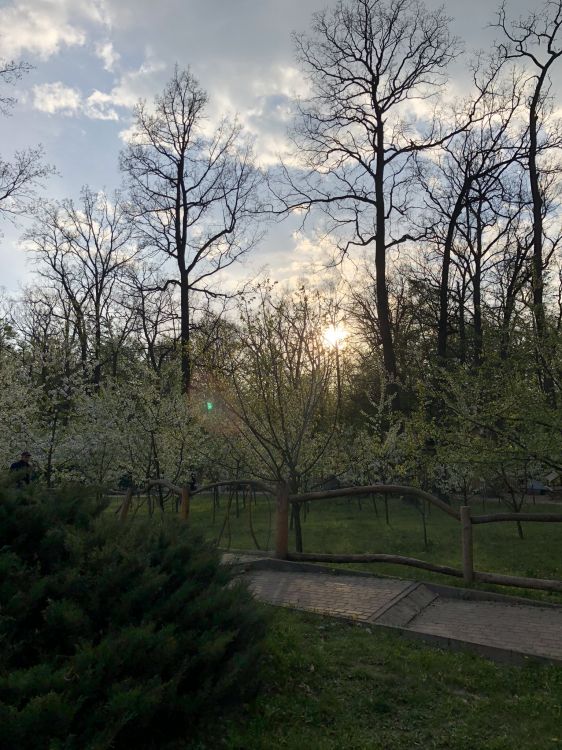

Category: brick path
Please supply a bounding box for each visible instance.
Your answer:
[409,599,562,660]
[237,563,562,664]
[246,570,411,621]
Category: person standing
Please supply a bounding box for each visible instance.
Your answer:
[10,451,32,486]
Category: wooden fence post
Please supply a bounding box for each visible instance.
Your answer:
[119,487,133,522]
[180,486,190,521]
[275,481,289,559]
[460,505,473,585]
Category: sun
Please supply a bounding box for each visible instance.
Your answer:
[323,324,348,348]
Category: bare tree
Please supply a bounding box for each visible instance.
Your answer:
[123,261,180,375]
[416,72,527,360]
[120,66,263,394]
[348,261,424,395]
[271,0,474,404]
[495,0,562,400]
[0,59,32,114]
[0,59,54,221]
[9,287,64,383]
[26,188,137,385]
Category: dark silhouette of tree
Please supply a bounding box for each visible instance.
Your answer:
[0,59,32,114]
[27,188,137,386]
[495,0,562,401]
[416,76,528,361]
[271,0,484,406]
[121,67,263,394]
[0,59,54,222]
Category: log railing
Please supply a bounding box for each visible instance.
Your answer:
[279,483,562,593]
[117,479,562,593]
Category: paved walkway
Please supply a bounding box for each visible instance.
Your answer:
[229,558,562,665]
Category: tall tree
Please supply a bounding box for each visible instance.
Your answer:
[216,285,338,550]
[495,0,562,400]
[124,262,179,375]
[27,188,137,386]
[273,0,465,404]
[417,74,526,360]
[121,67,262,394]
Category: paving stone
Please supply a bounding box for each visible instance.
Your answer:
[240,566,562,663]
[406,599,562,660]
[375,584,438,627]
[245,570,411,621]
[222,552,263,565]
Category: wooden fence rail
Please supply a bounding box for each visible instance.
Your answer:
[289,483,460,519]
[117,479,562,593]
[280,484,562,592]
[471,512,562,524]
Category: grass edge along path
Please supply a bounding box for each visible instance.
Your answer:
[193,605,562,750]
[116,492,562,603]
[186,493,562,603]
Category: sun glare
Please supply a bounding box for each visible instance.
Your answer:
[323,324,348,348]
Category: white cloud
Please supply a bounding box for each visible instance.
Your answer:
[84,0,113,28]
[0,1,86,59]
[29,54,171,133]
[32,81,81,115]
[95,40,120,72]
[33,82,120,120]
[108,57,167,108]
[117,122,137,143]
[251,65,310,100]
[270,232,339,288]
[0,0,115,60]
[85,89,119,120]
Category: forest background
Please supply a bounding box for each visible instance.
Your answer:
[0,0,560,516]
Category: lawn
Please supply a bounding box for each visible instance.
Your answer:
[118,489,562,601]
[193,605,562,750]
[185,491,562,600]
[110,491,562,748]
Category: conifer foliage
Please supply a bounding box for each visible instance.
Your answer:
[0,484,265,749]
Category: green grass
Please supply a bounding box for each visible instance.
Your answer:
[193,605,562,750]
[118,491,562,601]
[187,492,562,592]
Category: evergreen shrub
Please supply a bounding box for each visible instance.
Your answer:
[0,484,266,749]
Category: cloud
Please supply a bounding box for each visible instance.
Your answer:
[84,89,119,120]
[32,81,81,114]
[30,49,170,126]
[108,56,168,108]
[0,0,116,60]
[33,82,119,120]
[95,40,120,72]
[251,66,310,101]
[0,1,86,59]
[268,231,338,288]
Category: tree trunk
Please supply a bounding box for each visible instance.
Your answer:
[179,272,191,394]
[93,311,102,388]
[457,279,467,365]
[500,295,515,361]
[438,189,467,360]
[374,114,398,403]
[529,80,555,403]
[292,502,303,553]
[473,249,483,366]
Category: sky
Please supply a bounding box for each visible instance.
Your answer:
[0,0,550,293]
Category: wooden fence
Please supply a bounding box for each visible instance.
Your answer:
[117,479,562,593]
